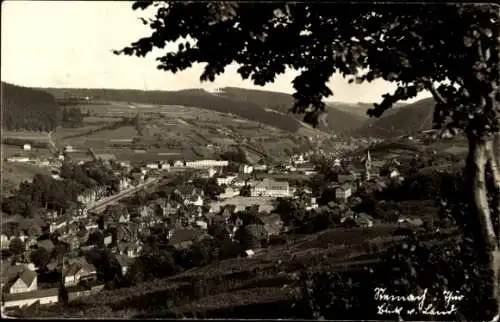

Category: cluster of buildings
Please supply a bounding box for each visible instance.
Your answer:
[2,138,414,312]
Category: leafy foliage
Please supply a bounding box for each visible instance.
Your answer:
[115,3,498,136]
[30,247,51,269]
[60,107,84,128]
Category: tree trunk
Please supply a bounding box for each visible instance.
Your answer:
[486,133,500,321]
[466,136,500,320]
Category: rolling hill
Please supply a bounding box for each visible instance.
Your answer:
[39,87,366,135]
[1,82,59,131]
[354,98,436,138]
[219,87,367,133]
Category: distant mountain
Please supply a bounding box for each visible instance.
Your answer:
[40,86,366,134]
[1,82,59,131]
[219,87,366,133]
[354,98,436,138]
[327,101,408,120]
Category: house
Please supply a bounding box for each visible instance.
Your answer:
[167,228,201,250]
[253,164,268,171]
[103,234,113,247]
[119,177,132,191]
[1,234,9,250]
[22,143,32,151]
[398,217,424,227]
[338,173,356,183]
[243,249,256,258]
[66,281,105,302]
[305,197,319,211]
[195,220,208,230]
[354,213,374,228]
[115,255,133,276]
[146,162,160,170]
[6,157,30,163]
[2,268,37,294]
[216,175,237,186]
[95,154,116,163]
[389,168,400,179]
[184,195,204,207]
[117,242,143,258]
[239,164,254,174]
[206,167,217,178]
[335,183,352,202]
[185,160,228,169]
[63,262,97,287]
[60,235,80,251]
[250,178,290,198]
[173,160,185,168]
[2,288,59,309]
[231,178,247,188]
[176,185,204,199]
[219,186,239,199]
[341,213,374,228]
[64,145,74,153]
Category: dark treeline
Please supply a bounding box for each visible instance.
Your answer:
[2,82,60,131]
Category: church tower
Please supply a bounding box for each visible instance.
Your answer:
[363,150,372,181]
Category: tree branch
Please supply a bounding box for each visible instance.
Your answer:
[423,80,448,105]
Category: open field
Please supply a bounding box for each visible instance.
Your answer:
[2,130,51,143]
[1,144,53,159]
[43,101,318,163]
[2,162,53,195]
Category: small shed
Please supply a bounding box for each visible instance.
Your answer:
[22,143,32,151]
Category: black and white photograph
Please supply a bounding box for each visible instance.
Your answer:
[1,1,499,320]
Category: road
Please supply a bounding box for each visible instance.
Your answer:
[48,130,57,152]
[87,177,162,214]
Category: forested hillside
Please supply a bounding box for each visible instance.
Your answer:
[1,82,59,131]
[220,87,367,133]
[354,98,436,138]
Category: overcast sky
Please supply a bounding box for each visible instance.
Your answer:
[2,1,431,103]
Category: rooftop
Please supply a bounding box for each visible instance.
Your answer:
[3,288,59,302]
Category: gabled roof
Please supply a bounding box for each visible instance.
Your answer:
[3,288,58,302]
[168,228,201,246]
[338,182,352,191]
[0,265,27,285]
[18,269,37,286]
[115,255,132,268]
[64,262,96,277]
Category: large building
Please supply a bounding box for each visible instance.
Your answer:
[185,160,229,169]
[251,178,290,198]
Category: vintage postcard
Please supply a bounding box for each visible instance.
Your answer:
[1,1,499,321]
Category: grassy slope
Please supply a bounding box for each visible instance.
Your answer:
[20,225,401,318]
[38,87,367,135]
[16,225,460,319]
[39,87,304,133]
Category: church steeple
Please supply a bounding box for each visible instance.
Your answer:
[363,149,372,181]
[365,150,372,169]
